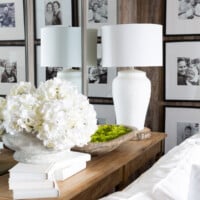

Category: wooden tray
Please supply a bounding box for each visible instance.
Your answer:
[72,127,151,156]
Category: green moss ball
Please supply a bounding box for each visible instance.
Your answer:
[91,124,132,143]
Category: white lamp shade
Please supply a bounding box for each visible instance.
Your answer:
[102,24,163,67]
[41,26,81,67]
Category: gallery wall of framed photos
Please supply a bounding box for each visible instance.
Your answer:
[0,0,26,96]
[0,0,80,94]
[0,0,117,124]
[164,0,200,152]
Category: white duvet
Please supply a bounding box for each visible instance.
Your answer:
[101,134,200,200]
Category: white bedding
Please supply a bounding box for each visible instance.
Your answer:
[101,134,200,200]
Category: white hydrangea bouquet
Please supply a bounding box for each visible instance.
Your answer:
[0,78,97,152]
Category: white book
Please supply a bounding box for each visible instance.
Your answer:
[9,178,55,190]
[9,151,90,182]
[13,187,59,199]
[54,161,86,181]
[53,151,91,169]
[9,163,55,181]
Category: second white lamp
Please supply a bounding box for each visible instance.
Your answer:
[41,26,82,92]
[102,24,163,130]
[41,26,97,93]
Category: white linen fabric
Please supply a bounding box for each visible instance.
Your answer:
[188,164,200,200]
[100,134,200,200]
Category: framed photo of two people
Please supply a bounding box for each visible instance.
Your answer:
[165,41,200,101]
[35,0,73,39]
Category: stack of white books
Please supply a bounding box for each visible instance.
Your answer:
[9,151,91,199]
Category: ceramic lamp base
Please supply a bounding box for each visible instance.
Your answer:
[113,69,151,130]
[57,68,82,93]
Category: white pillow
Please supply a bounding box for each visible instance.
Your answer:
[188,165,200,200]
[152,163,190,200]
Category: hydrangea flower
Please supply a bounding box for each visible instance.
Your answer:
[1,78,98,150]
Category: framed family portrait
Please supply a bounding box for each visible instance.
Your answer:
[165,41,200,101]
[35,45,63,86]
[165,106,200,153]
[93,103,116,124]
[0,0,25,40]
[88,43,117,98]
[87,0,117,35]
[34,0,73,39]
[0,45,26,95]
[165,0,200,35]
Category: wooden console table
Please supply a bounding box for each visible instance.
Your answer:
[0,132,166,200]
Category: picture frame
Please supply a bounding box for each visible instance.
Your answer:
[35,45,63,86]
[93,103,116,124]
[0,0,25,40]
[165,106,200,153]
[34,0,73,39]
[165,41,200,101]
[0,45,26,95]
[88,43,117,98]
[165,0,200,35]
[87,0,117,36]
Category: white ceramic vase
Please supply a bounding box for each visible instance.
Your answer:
[112,69,151,130]
[2,132,70,164]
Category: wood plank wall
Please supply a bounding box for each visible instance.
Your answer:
[118,0,200,132]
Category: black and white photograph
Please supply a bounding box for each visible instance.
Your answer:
[87,0,117,35]
[177,122,199,145]
[88,44,117,98]
[0,59,17,83]
[165,41,200,100]
[45,0,62,25]
[0,0,24,40]
[0,46,26,95]
[177,57,200,85]
[178,0,200,20]
[93,104,116,125]
[46,67,62,80]
[88,0,108,23]
[0,3,15,27]
[165,107,200,152]
[166,0,200,35]
[88,59,107,84]
[35,0,72,39]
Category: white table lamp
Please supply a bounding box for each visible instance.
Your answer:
[41,26,82,92]
[41,26,97,92]
[102,24,163,130]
